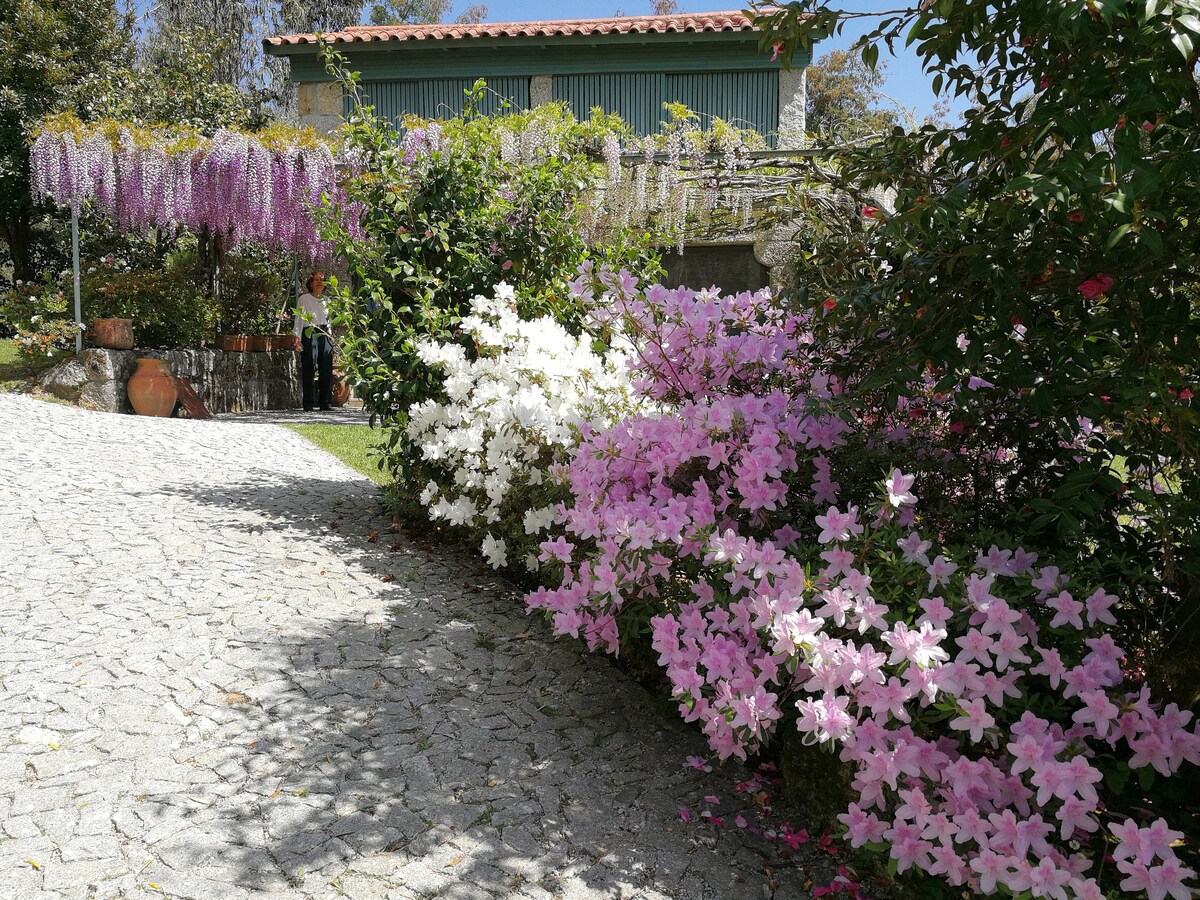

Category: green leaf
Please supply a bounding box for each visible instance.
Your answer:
[1171,30,1194,59]
[1107,223,1133,248]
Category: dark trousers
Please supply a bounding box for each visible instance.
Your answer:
[301,331,333,410]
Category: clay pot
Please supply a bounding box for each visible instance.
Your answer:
[217,334,250,352]
[127,358,177,417]
[89,317,134,350]
[248,335,269,352]
[332,374,351,408]
[270,334,299,352]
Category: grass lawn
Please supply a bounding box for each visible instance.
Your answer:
[0,339,66,391]
[285,423,390,486]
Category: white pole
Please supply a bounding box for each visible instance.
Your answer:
[72,206,82,354]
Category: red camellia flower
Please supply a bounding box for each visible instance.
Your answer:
[823,297,839,312]
[861,205,880,219]
[1038,74,1050,90]
[1142,121,1156,132]
[1078,274,1115,299]
[1068,212,1085,222]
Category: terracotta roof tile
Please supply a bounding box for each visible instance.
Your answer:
[266,11,757,48]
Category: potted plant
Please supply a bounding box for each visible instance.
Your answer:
[78,260,139,350]
[219,255,281,353]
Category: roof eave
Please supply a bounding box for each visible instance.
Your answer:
[264,27,763,57]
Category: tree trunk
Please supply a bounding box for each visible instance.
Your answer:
[1,207,36,283]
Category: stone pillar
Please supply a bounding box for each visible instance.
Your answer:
[297,81,344,135]
[754,221,806,295]
[529,75,553,108]
[777,66,807,150]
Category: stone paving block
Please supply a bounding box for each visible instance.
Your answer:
[0,869,47,899]
[0,395,824,900]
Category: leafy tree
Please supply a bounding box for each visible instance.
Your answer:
[367,0,488,25]
[77,25,261,133]
[0,0,133,282]
[147,0,362,108]
[805,49,898,141]
[368,0,448,23]
[751,0,1200,703]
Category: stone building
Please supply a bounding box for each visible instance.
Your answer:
[266,12,814,292]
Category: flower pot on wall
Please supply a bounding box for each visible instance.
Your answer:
[217,334,250,352]
[89,317,134,350]
[248,335,269,352]
[127,358,177,417]
[269,334,298,352]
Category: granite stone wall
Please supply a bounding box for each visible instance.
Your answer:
[36,349,302,415]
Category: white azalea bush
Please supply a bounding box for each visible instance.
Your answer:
[406,282,647,571]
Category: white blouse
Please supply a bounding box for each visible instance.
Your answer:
[293,292,330,338]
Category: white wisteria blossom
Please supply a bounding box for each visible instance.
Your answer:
[407,283,647,569]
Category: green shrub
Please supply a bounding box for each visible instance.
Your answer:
[216,252,287,336]
[315,53,662,500]
[82,267,216,348]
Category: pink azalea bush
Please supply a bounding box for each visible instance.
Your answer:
[527,267,1200,898]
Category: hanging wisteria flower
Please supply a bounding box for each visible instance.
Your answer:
[29,112,355,259]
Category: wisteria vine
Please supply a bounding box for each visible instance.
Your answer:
[30,113,360,259]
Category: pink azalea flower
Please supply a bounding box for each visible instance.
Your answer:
[1084,588,1119,626]
[1118,858,1197,900]
[815,505,862,544]
[950,697,995,743]
[1073,689,1119,738]
[970,849,1019,894]
[885,468,917,507]
[926,555,958,590]
[1026,857,1073,900]
[1047,590,1085,629]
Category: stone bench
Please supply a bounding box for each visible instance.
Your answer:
[36,348,302,415]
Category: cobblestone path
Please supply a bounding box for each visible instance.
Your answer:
[0,395,813,900]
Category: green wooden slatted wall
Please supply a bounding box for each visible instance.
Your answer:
[351,72,778,140]
[665,71,777,135]
[351,77,530,124]
[553,73,666,136]
[553,71,777,139]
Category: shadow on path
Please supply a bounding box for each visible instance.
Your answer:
[143,471,823,899]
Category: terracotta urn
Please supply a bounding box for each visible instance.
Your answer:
[89,317,134,350]
[332,374,351,408]
[127,358,177,417]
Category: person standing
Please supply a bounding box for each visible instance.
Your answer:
[294,271,333,411]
